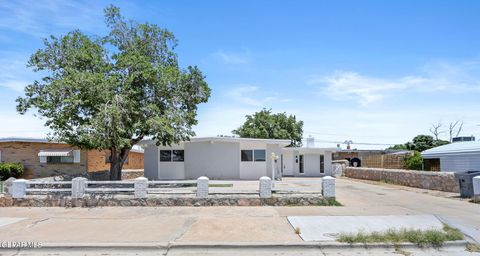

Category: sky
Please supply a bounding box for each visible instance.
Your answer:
[1,0,480,149]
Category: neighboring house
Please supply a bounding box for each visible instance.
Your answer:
[421,140,480,172]
[333,149,410,167]
[0,137,144,178]
[141,137,335,180]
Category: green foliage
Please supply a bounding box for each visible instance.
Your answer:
[232,109,304,147]
[388,135,450,152]
[387,144,408,150]
[16,5,210,179]
[405,151,423,170]
[0,163,24,180]
[337,225,464,247]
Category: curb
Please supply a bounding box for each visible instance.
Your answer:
[0,240,469,250]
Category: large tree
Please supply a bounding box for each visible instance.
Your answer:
[16,5,210,180]
[232,109,303,147]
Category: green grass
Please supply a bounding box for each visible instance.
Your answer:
[337,224,464,247]
[466,243,480,252]
[470,198,480,204]
[208,184,233,188]
[320,198,343,206]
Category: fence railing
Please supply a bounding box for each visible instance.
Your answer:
[7,176,336,199]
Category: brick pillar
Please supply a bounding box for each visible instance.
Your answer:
[259,176,272,198]
[134,177,148,198]
[196,176,209,198]
[3,177,16,197]
[473,176,480,198]
[322,176,335,198]
[12,179,27,199]
[71,177,87,198]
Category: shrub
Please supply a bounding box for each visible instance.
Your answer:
[404,151,423,170]
[0,163,24,180]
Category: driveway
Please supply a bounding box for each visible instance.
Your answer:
[0,178,478,245]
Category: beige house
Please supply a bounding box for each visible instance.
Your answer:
[0,138,144,178]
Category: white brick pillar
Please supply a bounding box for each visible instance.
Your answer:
[12,179,27,199]
[134,177,148,198]
[473,176,480,198]
[4,177,16,197]
[322,176,336,198]
[196,176,209,198]
[71,177,87,198]
[259,176,272,198]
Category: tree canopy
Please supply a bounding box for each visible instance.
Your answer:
[232,109,303,147]
[387,135,449,152]
[16,5,211,180]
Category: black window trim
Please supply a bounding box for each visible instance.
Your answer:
[241,149,266,162]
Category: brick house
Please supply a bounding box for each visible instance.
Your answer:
[0,138,143,178]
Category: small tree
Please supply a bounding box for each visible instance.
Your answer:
[232,109,304,147]
[448,120,464,142]
[429,121,444,140]
[404,151,423,170]
[16,6,210,180]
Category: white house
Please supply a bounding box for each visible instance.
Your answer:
[141,137,335,180]
[421,140,480,172]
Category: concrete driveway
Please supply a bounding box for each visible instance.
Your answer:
[0,178,478,245]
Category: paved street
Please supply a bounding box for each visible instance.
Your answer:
[0,178,478,255]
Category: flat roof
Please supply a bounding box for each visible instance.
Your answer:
[141,136,291,146]
[0,137,64,144]
[282,147,338,153]
[421,141,480,157]
[0,137,144,153]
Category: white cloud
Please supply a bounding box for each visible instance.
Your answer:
[0,0,105,38]
[226,85,291,107]
[213,49,251,64]
[1,80,29,92]
[309,61,480,105]
[0,52,35,93]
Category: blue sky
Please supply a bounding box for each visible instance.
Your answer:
[1,0,480,149]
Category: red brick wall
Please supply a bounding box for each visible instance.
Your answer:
[0,142,87,178]
[87,150,144,172]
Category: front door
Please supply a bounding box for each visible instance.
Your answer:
[282,151,294,176]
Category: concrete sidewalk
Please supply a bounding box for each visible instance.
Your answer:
[0,178,478,246]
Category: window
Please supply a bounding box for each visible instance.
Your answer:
[320,154,325,173]
[254,150,266,162]
[241,150,253,161]
[160,150,184,162]
[299,155,304,173]
[47,156,74,164]
[173,150,184,162]
[160,150,172,162]
[241,149,266,162]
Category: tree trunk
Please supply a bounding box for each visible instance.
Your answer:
[109,147,130,180]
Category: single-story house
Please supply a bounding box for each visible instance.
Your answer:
[0,137,144,178]
[421,141,480,172]
[141,137,335,180]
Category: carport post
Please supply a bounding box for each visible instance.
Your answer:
[11,179,27,199]
[196,176,209,198]
[473,176,480,199]
[134,177,148,198]
[322,176,335,198]
[72,177,87,198]
[259,176,272,198]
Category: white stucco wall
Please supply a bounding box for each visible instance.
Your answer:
[185,141,240,179]
[144,144,159,180]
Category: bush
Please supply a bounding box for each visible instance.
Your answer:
[405,151,423,170]
[0,163,24,180]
